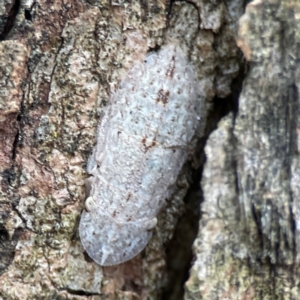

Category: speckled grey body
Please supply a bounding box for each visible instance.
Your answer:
[79,44,201,266]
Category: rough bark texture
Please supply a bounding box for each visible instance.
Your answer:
[0,0,244,299]
[185,0,300,299]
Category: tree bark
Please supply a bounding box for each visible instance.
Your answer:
[0,0,250,299]
[185,0,300,299]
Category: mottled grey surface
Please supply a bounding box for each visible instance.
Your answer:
[185,0,300,299]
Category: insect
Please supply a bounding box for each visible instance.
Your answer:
[79,44,201,266]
